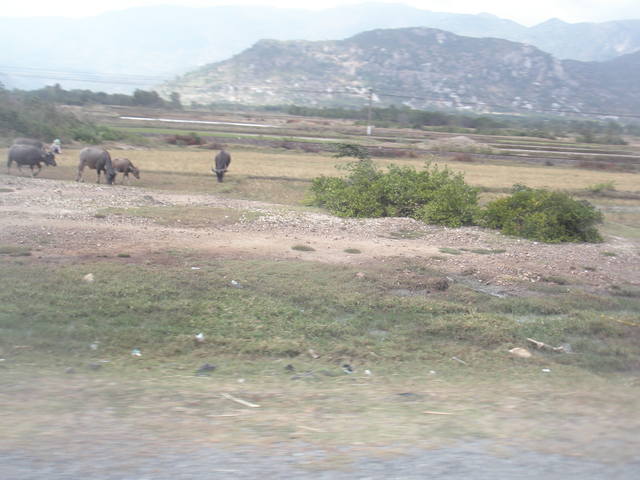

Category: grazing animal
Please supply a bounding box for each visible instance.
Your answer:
[76,147,116,184]
[7,144,57,176]
[112,158,140,184]
[212,149,231,182]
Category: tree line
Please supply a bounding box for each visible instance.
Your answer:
[285,104,638,142]
[12,83,182,109]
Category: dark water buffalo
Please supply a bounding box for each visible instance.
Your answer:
[112,158,140,183]
[76,147,116,184]
[212,149,231,182]
[7,144,57,176]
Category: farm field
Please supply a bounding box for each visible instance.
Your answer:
[2,123,640,476]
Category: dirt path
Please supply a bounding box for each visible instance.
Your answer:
[1,174,638,294]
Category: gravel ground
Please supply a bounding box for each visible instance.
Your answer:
[1,174,638,295]
[2,442,639,479]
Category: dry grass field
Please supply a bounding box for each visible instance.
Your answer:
[7,145,639,238]
[11,145,640,190]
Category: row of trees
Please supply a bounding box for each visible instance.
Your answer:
[286,104,637,142]
[0,83,127,143]
[13,84,182,109]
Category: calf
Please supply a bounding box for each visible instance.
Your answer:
[112,158,140,184]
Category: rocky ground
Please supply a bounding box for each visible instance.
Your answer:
[1,174,638,295]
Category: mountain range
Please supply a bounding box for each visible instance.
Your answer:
[1,3,639,92]
[162,27,640,116]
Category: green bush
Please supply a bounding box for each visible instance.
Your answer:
[332,143,371,160]
[479,187,603,243]
[311,161,478,226]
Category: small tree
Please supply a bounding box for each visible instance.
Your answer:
[333,143,371,161]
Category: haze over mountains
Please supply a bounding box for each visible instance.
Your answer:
[1,2,640,95]
[162,27,640,116]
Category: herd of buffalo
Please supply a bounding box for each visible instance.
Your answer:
[6,138,232,184]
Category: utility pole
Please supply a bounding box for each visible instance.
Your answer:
[366,88,373,136]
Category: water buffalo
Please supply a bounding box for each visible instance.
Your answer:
[212,149,231,182]
[76,147,116,184]
[112,158,140,184]
[7,144,57,176]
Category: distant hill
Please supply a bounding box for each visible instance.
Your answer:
[1,3,639,92]
[162,27,640,116]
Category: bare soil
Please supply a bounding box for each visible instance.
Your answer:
[1,174,638,295]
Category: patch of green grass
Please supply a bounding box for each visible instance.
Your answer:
[387,229,425,240]
[542,276,570,285]
[585,181,616,194]
[0,245,32,256]
[0,187,14,193]
[117,253,131,258]
[291,244,316,252]
[609,285,640,298]
[469,248,506,255]
[343,248,362,254]
[99,206,261,228]
[439,247,462,255]
[0,257,638,374]
[602,251,617,257]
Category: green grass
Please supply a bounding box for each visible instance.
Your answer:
[0,245,32,256]
[291,244,316,252]
[439,247,462,255]
[387,229,425,240]
[100,205,261,228]
[344,248,362,254]
[1,255,638,374]
[114,126,339,145]
[468,248,506,255]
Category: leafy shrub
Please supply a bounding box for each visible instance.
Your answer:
[332,143,371,160]
[70,124,126,143]
[478,186,603,243]
[165,132,203,146]
[311,161,478,226]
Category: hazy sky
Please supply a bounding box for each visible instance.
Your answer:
[3,0,639,26]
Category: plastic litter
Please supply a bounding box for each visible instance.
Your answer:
[509,347,532,358]
[131,348,142,357]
